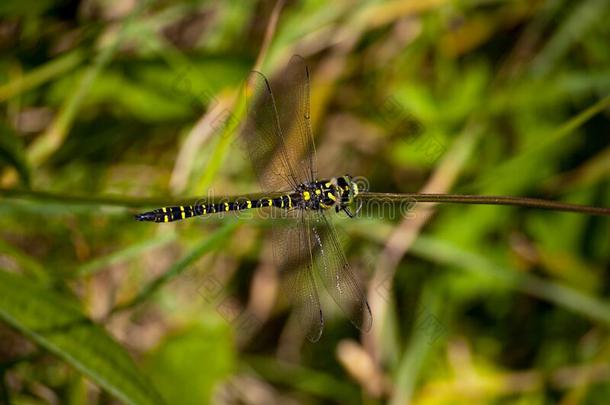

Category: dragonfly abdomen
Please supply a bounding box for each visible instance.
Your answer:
[134,195,294,223]
[134,175,360,223]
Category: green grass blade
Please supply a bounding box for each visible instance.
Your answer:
[244,356,359,402]
[390,285,444,405]
[469,95,610,192]
[0,239,48,282]
[531,0,608,76]
[0,187,286,209]
[27,1,151,169]
[113,219,239,313]
[0,269,165,405]
[75,233,177,277]
[411,236,610,325]
[0,50,84,102]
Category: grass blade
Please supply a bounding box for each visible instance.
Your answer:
[75,233,177,277]
[411,236,610,325]
[0,51,84,102]
[113,220,239,314]
[0,269,165,405]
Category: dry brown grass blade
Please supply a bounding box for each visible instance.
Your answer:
[364,122,483,365]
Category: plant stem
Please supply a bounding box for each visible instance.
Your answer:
[2,188,608,216]
[358,192,610,216]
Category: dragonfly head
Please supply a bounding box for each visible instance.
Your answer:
[336,174,359,203]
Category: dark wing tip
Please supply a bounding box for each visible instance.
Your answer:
[306,309,324,343]
[359,300,373,333]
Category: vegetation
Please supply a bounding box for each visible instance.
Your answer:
[1,0,609,403]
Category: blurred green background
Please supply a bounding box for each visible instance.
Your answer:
[1,0,609,404]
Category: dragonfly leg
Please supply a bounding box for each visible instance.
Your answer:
[340,206,355,218]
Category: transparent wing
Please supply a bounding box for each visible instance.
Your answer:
[309,211,372,332]
[241,55,316,192]
[273,55,317,183]
[272,210,324,342]
[242,71,300,191]
[241,56,333,341]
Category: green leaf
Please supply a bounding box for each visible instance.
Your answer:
[146,323,235,405]
[0,270,165,405]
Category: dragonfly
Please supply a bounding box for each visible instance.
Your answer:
[136,55,372,342]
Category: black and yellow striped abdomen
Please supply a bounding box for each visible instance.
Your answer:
[135,195,294,223]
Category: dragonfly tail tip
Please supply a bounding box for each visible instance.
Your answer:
[134,211,156,222]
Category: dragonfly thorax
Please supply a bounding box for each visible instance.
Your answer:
[292,175,358,212]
